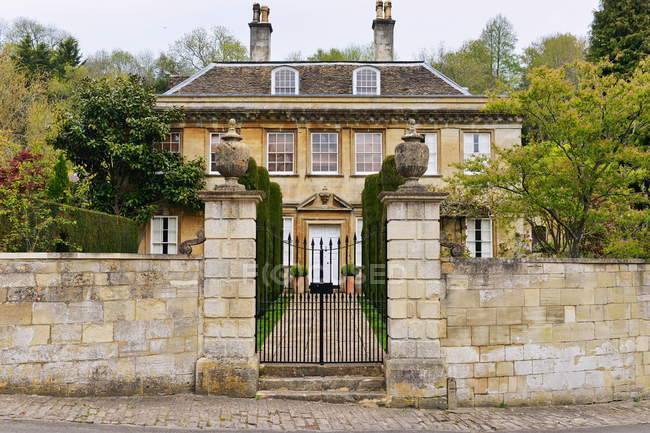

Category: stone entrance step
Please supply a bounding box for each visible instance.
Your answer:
[256,390,386,404]
[257,364,386,404]
[259,376,385,392]
[260,363,384,378]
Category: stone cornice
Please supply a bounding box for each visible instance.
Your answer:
[175,108,522,125]
[199,190,265,203]
[379,191,449,205]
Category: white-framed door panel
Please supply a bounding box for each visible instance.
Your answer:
[308,225,341,285]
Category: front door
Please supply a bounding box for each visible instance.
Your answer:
[308,225,340,286]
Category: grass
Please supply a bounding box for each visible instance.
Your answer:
[256,295,292,351]
[359,296,388,352]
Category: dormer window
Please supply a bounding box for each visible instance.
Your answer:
[272,67,299,95]
[353,67,380,96]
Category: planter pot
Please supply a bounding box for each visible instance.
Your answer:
[345,276,356,295]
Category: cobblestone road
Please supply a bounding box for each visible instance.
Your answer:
[0,394,649,432]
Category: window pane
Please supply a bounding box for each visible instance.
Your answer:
[154,132,182,153]
[268,133,295,173]
[355,69,378,95]
[466,218,493,258]
[311,133,338,173]
[274,69,297,95]
[151,217,178,255]
[210,133,223,174]
[355,133,382,173]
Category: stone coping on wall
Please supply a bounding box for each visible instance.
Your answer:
[442,257,648,265]
[0,253,203,260]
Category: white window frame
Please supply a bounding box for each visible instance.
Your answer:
[150,216,178,255]
[154,131,182,153]
[209,132,224,175]
[267,132,295,175]
[353,67,381,96]
[354,132,383,175]
[271,66,300,95]
[466,218,493,258]
[423,132,438,176]
[463,132,492,174]
[282,217,294,265]
[310,132,339,175]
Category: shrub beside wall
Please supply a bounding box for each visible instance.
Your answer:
[239,159,283,311]
[0,203,139,253]
[361,156,404,308]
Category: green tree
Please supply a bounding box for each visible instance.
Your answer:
[588,0,650,76]
[420,40,493,94]
[451,61,650,258]
[52,37,82,75]
[13,34,52,79]
[305,44,373,61]
[48,75,205,221]
[167,26,248,73]
[480,14,521,88]
[47,153,70,201]
[0,150,74,252]
[523,33,586,70]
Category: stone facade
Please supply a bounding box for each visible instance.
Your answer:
[441,258,650,407]
[0,253,201,396]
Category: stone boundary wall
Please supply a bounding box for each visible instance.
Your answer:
[441,258,650,407]
[0,254,202,396]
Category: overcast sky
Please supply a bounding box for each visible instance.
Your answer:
[0,0,601,60]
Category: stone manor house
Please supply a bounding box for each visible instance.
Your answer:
[145,2,522,259]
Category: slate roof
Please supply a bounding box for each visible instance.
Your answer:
[162,62,470,97]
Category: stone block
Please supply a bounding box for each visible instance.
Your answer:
[386,202,407,220]
[387,221,416,240]
[480,345,505,362]
[546,305,565,323]
[444,327,471,347]
[540,289,562,305]
[497,361,514,377]
[386,358,447,400]
[12,325,50,346]
[418,301,441,319]
[135,299,168,321]
[417,260,441,280]
[82,323,114,343]
[472,326,490,346]
[389,340,418,358]
[103,301,135,322]
[417,221,439,240]
[497,307,522,325]
[407,280,425,299]
[446,289,479,308]
[505,345,524,361]
[229,299,255,318]
[388,300,408,319]
[524,289,540,306]
[51,324,82,343]
[166,298,197,319]
[0,273,36,288]
[444,347,479,363]
[474,362,496,378]
[489,326,510,345]
[204,260,229,278]
[605,304,628,321]
[467,308,496,326]
[0,303,31,325]
[447,308,467,327]
[523,307,547,323]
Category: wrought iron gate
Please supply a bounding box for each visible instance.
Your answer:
[255,225,387,364]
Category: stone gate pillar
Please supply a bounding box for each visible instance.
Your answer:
[380,190,448,408]
[196,190,263,398]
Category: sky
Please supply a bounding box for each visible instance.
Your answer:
[0,0,601,60]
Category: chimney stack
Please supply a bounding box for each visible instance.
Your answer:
[372,1,395,61]
[249,3,272,62]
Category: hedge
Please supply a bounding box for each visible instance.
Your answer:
[0,202,139,253]
[361,156,404,310]
[239,159,284,313]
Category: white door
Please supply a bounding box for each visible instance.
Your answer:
[309,225,340,285]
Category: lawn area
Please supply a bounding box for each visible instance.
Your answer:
[256,295,291,351]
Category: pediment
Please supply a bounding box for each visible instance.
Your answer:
[297,190,353,212]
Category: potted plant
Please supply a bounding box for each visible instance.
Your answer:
[289,265,308,294]
[341,264,360,295]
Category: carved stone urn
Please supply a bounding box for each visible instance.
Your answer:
[213,119,250,190]
[394,119,429,192]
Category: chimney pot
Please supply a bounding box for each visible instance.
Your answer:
[375,1,384,19]
[384,1,392,19]
[252,3,261,23]
[260,5,270,23]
